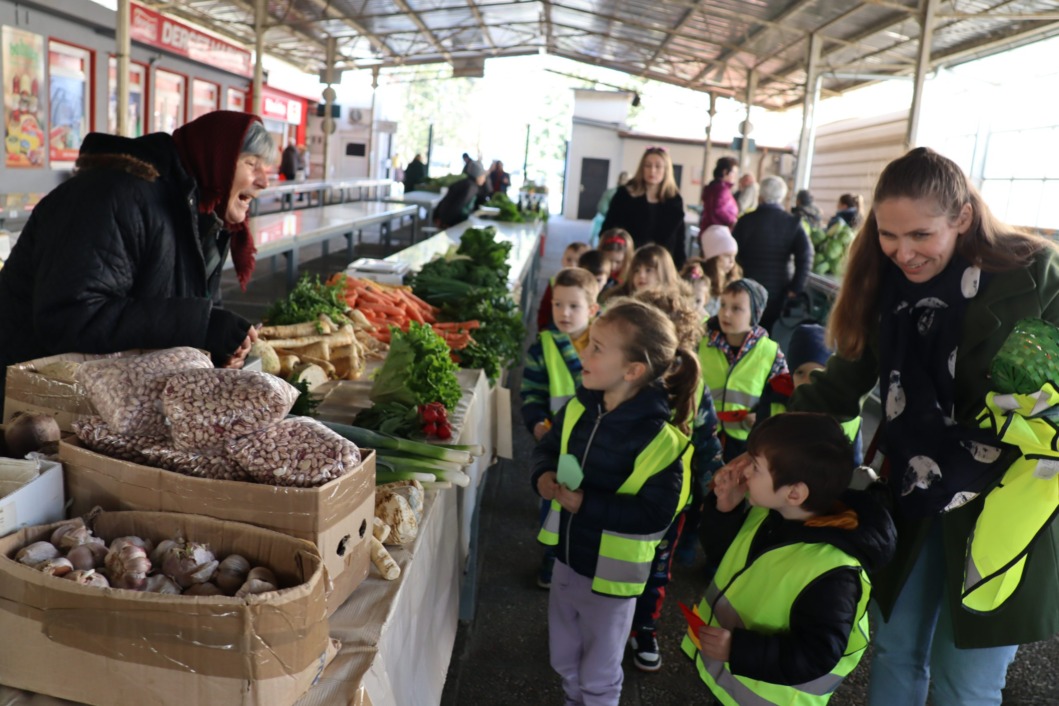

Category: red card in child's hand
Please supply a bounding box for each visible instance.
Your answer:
[679,602,706,650]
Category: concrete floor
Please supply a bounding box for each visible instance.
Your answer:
[223,213,1058,705]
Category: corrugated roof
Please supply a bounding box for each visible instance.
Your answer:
[141,0,1059,108]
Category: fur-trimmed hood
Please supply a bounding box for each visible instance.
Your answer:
[74,132,187,185]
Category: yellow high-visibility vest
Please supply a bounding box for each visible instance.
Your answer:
[699,335,779,440]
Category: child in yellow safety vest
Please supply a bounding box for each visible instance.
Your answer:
[757,323,865,464]
[699,278,788,462]
[685,413,896,706]
[521,267,600,588]
[537,241,589,332]
[532,299,700,706]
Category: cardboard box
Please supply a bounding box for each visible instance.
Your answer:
[3,351,142,432]
[0,458,64,536]
[0,510,338,706]
[61,439,375,615]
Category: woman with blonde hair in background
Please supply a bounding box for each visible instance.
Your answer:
[601,147,688,268]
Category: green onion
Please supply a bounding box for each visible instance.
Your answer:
[322,422,472,464]
[432,469,471,487]
[434,442,486,457]
[376,450,466,473]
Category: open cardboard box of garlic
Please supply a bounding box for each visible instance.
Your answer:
[61,439,375,616]
[0,510,338,706]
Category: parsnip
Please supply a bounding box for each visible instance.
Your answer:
[370,536,400,580]
[259,321,320,339]
[296,353,337,378]
[277,354,300,377]
[372,517,391,543]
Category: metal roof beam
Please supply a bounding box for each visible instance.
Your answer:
[931,19,1059,66]
[298,0,397,59]
[705,0,821,82]
[542,0,555,53]
[936,12,1059,21]
[389,0,455,63]
[644,0,710,71]
[464,0,497,51]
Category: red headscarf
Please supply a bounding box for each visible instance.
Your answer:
[172,111,262,290]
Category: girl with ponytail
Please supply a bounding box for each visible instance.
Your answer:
[531,299,699,703]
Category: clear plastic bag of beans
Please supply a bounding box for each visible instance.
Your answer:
[226,417,361,487]
[162,369,300,452]
[75,348,212,438]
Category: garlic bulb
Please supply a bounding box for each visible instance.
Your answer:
[247,566,277,585]
[184,582,223,597]
[110,535,154,556]
[16,541,60,567]
[58,526,104,551]
[105,542,151,590]
[67,542,108,571]
[38,557,74,577]
[161,541,218,588]
[49,522,82,547]
[215,554,251,594]
[235,578,277,598]
[143,574,182,595]
[64,569,110,588]
[150,538,180,567]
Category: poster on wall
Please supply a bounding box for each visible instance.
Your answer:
[2,27,47,169]
[108,58,146,137]
[48,43,91,165]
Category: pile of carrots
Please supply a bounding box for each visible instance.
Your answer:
[329,275,480,350]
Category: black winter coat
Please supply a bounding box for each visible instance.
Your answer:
[732,203,813,299]
[701,490,896,685]
[601,186,687,269]
[531,384,686,587]
[434,177,480,228]
[0,132,251,397]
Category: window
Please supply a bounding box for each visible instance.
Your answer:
[226,88,245,112]
[108,58,146,136]
[980,126,1059,229]
[48,41,92,167]
[153,69,186,133]
[191,79,219,120]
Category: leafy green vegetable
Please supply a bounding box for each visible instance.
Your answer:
[354,400,420,436]
[484,192,524,223]
[370,321,462,410]
[288,379,321,417]
[265,274,350,326]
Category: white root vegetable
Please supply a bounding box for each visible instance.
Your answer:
[278,354,301,377]
[288,362,329,390]
[248,341,281,375]
[259,321,322,339]
[375,490,419,546]
[372,517,391,544]
[370,536,400,580]
[16,541,60,566]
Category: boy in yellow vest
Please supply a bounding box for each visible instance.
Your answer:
[521,267,600,588]
[684,413,896,706]
[699,278,788,462]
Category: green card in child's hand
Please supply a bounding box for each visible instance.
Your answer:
[557,453,584,491]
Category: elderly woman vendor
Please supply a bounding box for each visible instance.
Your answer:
[0,111,273,397]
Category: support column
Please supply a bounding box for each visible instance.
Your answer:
[252,0,266,115]
[116,0,130,136]
[321,37,338,182]
[369,66,379,180]
[700,92,717,188]
[906,0,939,149]
[794,33,822,191]
[739,69,758,171]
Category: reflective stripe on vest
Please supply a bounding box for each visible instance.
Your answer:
[537,397,690,597]
[965,386,1059,613]
[699,336,779,441]
[540,331,578,414]
[680,507,871,705]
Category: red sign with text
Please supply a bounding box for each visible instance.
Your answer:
[130,2,251,77]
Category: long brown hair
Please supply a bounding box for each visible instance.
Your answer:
[828,147,1053,359]
[597,298,701,433]
[625,147,680,201]
[702,255,742,298]
[634,285,705,350]
[602,244,681,301]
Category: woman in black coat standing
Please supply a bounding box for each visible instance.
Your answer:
[601,146,687,268]
[0,111,271,398]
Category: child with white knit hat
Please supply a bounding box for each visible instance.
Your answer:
[698,225,741,317]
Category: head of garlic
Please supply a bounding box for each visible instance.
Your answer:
[16,541,60,567]
[161,541,218,589]
[143,574,182,595]
[64,569,110,588]
[67,542,108,571]
[105,542,151,590]
[38,557,74,577]
[58,526,104,551]
[109,535,154,557]
[214,554,251,595]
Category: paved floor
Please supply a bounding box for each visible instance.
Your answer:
[441,216,1059,706]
